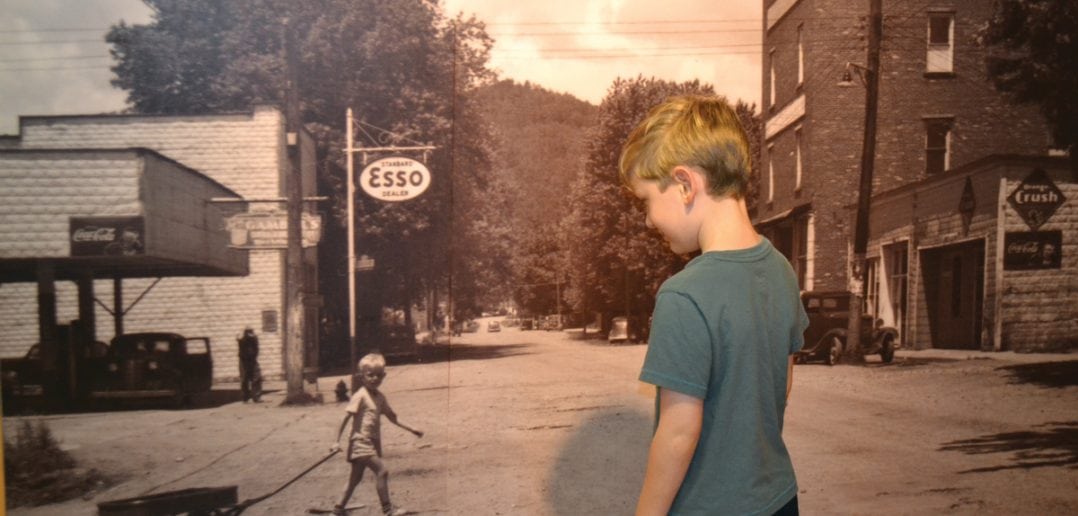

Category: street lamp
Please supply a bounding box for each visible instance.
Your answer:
[837,62,871,88]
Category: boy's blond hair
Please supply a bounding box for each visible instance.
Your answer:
[619,95,751,199]
[358,352,386,373]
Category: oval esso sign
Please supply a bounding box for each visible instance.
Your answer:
[359,156,431,202]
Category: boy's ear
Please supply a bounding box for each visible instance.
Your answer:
[671,166,696,203]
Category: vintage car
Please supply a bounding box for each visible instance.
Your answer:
[487,320,501,333]
[797,291,898,365]
[89,332,213,406]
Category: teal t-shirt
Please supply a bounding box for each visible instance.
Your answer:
[639,237,808,515]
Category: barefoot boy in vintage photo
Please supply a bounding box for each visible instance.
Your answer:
[619,95,808,515]
[331,353,423,516]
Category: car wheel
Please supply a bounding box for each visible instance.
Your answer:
[880,334,895,364]
[826,336,842,366]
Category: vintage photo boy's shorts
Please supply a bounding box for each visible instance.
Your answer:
[347,435,378,461]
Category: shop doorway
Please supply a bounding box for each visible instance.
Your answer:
[921,240,984,349]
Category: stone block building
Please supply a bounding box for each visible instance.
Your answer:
[0,106,320,381]
[759,0,1072,351]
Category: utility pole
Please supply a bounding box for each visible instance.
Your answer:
[282,15,308,400]
[845,0,882,362]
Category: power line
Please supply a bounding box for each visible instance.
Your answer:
[0,54,109,63]
[0,39,105,47]
[0,64,112,72]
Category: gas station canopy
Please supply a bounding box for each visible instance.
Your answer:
[0,148,248,282]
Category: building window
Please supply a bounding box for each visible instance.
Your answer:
[794,127,803,191]
[261,310,278,333]
[865,257,880,318]
[884,242,908,342]
[924,117,953,175]
[797,24,804,86]
[795,215,809,287]
[767,144,775,203]
[769,49,777,110]
[926,12,954,74]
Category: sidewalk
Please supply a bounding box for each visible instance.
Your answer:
[896,347,1077,364]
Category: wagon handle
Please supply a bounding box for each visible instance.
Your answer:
[226,448,340,514]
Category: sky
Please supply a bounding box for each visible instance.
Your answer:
[0,0,763,135]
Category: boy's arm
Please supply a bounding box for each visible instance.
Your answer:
[635,388,703,516]
[331,413,350,450]
[383,400,423,437]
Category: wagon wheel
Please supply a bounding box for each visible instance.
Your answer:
[880,334,895,363]
[826,336,843,366]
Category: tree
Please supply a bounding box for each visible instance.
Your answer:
[561,77,718,329]
[476,80,598,315]
[980,0,1078,169]
[106,0,507,360]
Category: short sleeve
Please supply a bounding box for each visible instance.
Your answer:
[789,298,809,355]
[345,389,365,414]
[639,291,712,399]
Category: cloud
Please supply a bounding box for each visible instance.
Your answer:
[0,0,763,133]
[0,0,152,134]
[446,0,762,105]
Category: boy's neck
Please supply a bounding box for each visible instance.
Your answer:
[697,196,759,252]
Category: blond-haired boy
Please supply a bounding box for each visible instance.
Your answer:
[331,353,422,516]
[621,95,807,515]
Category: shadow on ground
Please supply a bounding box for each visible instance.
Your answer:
[997,361,1078,388]
[409,342,534,364]
[939,421,1078,473]
[548,408,650,515]
[866,356,961,370]
[2,388,264,416]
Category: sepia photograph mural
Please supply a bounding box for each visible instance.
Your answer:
[1,0,1075,514]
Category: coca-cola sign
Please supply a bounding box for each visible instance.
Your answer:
[1003,231,1061,270]
[69,217,145,256]
[1007,168,1065,230]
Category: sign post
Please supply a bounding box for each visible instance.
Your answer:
[345,108,436,390]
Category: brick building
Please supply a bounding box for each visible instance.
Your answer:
[0,106,321,380]
[759,0,1073,351]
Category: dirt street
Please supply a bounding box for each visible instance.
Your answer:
[5,318,1077,515]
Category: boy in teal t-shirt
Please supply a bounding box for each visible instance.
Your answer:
[620,95,808,515]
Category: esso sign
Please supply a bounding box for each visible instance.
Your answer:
[359,156,431,202]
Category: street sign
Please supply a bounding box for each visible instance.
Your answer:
[226,211,322,249]
[356,255,375,271]
[359,156,431,202]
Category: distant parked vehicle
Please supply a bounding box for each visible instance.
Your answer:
[519,318,535,331]
[487,320,501,333]
[608,316,640,344]
[797,291,898,365]
[463,320,480,333]
[90,332,213,407]
[376,325,419,361]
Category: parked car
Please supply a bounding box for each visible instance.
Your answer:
[519,318,535,331]
[487,320,501,332]
[90,332,213,406]
[415,329,450,346]
[797,291,898,365]
[463,320,480,333]
[1,344,45,401]
[608,316,640,344]
[377,325,419,361]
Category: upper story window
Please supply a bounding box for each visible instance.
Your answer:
[926,12,954,74]
[767,144,775,203]
[769,48,777,110]
[924,117,953,174]
[794,127,803,191]
[797,24,804,86]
